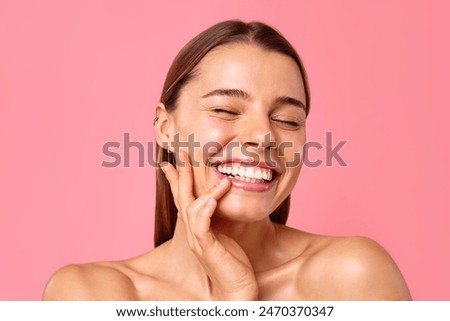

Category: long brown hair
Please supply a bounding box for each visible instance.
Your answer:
[154,20,310,247]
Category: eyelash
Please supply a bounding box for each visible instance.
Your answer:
[211,108,304,129]
[212,108,239,115]
[275,119,301,127]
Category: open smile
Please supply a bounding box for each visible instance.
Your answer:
[211,159,280,192]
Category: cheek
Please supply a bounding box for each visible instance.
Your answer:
[278,133,306,166]
[179,120,235,195]
[173,117,229,159]
[198,126,231,146]
[188,120,235,160]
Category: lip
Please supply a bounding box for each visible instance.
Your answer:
[210,159,280,192]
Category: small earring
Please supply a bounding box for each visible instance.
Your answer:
[152,117,159,126]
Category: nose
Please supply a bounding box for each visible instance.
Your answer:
[238,113,276,152]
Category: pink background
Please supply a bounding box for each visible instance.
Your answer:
[1,0,449,300]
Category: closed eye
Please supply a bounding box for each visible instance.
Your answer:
[278,120,300,126]
[272,118,305,129]
[212,108,239,115]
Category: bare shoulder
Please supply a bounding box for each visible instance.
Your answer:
[299,235,411,300]
[42,262,138,300]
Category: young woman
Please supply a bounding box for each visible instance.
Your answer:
[43,20,411,300]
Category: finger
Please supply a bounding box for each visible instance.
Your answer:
[185,177,231,232]
[159,162,180,207]
[208,177,231,201]
[185,177,230,213]
[184,195,213,251]
[192,197,217,250]
[183,190,215,249]
[186,178,231,251]
[175,150,196,225]
[176,150,196,204]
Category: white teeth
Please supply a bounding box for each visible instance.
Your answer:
[245,167,255,179]
[255,168,262,180]
[216,163,274,182]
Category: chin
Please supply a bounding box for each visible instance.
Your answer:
[213,192,281,223]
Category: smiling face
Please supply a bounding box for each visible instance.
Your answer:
[163,43,307,222]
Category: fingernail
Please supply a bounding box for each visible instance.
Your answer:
[218,178,227,186]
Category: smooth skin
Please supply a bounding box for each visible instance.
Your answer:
[43,44,411,300]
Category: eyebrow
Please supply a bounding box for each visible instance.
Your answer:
[274,96,306,111]
[201,88,250,100]
[201,88,305,111]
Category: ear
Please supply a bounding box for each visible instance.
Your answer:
[154,103,174,151]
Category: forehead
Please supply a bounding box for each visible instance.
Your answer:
[182,43,306,102]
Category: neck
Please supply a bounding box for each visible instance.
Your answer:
[169,216,280,273]
[211,216,278,268]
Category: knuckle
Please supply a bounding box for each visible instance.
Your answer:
[192,228,203,240]
[185,205,195,217]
